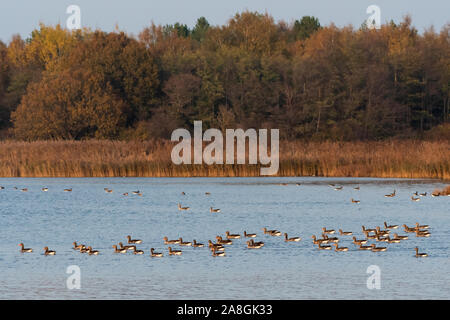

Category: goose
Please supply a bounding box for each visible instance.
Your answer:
[208,240,224,250]
[371,244,387,252]
[42,187,49,192]
[358,244,372,250]
[419,192,427,197]
[411,196,420,201]
[251,239,265,247]
[415,247,427,258]
[0,186,4,189]
[413,191,419,196]
[21,188,28,192]
[18,243,33,253]
[87,246,99,255]
[262,228,281,236]
[118,242,136,251]
[247,240,263,249]
[181,192,186,195]
[414,226,430,233]
[212,247,226,256]
[351,198,360,204]
[178,203,190,211]
[73,242,84,251]
[386,236,401,243]
[354,186,360,190]
[163,237,180,245]
[127,235,142,244]
[132,191,140,195]
[150,248,163,257]
[168,247,182,256]
[317,243,332,250]
[322,234,339,243]
[205,192,211,195]
[415,222,430,230]
[431,193,439,197]
[352,237,367,245]
[44,247,56,255]
[403,224,416,233]
[210,245,225,252]
[362,226,376,233]
[216,236,232,245]
[284,233,301,242]
[64,188,72,192]
[244,231,257,238]
[393,233,408,240]
[333,243,348,252]
[178,238,192,246]
[334,186,343,191]
[123,192,128,196]
[322,227,335,234]
[384,221,399,229]
[132,247,144,255]
[192,240,204,248]
[415,230,431,238]
[375,226,390,236]
[385,190,396,197]
[112,245,127,253]
[105,189,113,193]
[339,229,352,236]
[311,235,329,244]
[225,231,240,239]
[210,207,220,213]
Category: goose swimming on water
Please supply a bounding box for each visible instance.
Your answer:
[19,243,33,253]
[284,233,301,242]
[178,203,190,211]
[127,235,142,244]
[244,231,257,238]
[163,237,180,245]
[225,231,240,239]
[385,190,396,197]
[150,248,163,257]
[168,247,182,256]
[415,247,427,258]
[44,247,56,255]
[112,245,127,253]
[384,221,399,229]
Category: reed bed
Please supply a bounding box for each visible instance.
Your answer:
[0,140,448,179]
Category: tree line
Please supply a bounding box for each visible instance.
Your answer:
[0,11,448,141]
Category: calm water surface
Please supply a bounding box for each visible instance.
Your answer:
[0,177,448,299]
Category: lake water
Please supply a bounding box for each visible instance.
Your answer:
[0,177,448,300]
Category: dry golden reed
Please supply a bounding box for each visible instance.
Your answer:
[0,139,448,179]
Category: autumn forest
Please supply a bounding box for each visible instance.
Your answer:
[0,11,449,141]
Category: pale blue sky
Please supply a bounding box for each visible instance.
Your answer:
[0,0,448,42]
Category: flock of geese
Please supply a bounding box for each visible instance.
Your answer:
[0,186,144,196]
[325,184,447,203]
[18,221,430,258]
[10,183,440,259]
[310,222,430,257]
[18,229,305,258]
